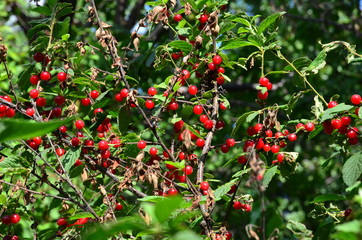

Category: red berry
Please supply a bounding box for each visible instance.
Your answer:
[259,77,269,86]
[216,120,225,130]
[265,130,273,137]
[90,90,100,99]
[188,85,198,95]
[59,125,67,133]
[199,114,208,123]
[341,116,351,126]
[183,165,193,175]
[54,95,66,105]
[344,208,352,217]
[33,52,44,62]
[225,231,232,240]
[220,102,227,110]
[114,93,124,102]
[199,14,208,23]
[1,215,11,225]
[81,98,91,106]
[94,108,103,114]
[200,181,209,191]
[174,120,184,130]
[275,132,283,139]
[217,67,225,74]
[137,140,146,149]
[271,145,280,153]
[32,136,42,145]
[167,187,178,196]
[57,72,67,82]
[257,91,268,100]
[266,82,273,90]
[288,133,297,142]
[277,153,284,163]
[238,155,247,164]
[57,218,68,226]
[196,138,205,148]
[71,137,80,147]
[243,204,252,212]
[98,140,109,150]
[36,97,47,107]
[304,122,315,132]
[254,123,263,133]
[168,101,179,111]
[120,88,129,98]
[255,138,264,149]
[226,138,236,147]
[173,14,183,22]
[56,148,65,156]
[247,126,256,136]
[193,105,203,115]
[29,89,39,99]
[204,120,213,129]
[331,119,342,130]
[346,129,358,139]
[233,201,243,210]
[30,75,39,85]
[350,94,361,105]
[220,144,229,153]
[75,120,85,129]
[212,55,223,65]
[10,213,21,224]
[101,150,111,159]
[216,76,225,85]
[40,71,51,81]
[148,87,157,96]
[263,144,271,152]
[145,100,155,109]
[328,101,338,108]
[208,62,216,71]
[149,147,158,156]
[26,108,35,116]
[115,202,123,211]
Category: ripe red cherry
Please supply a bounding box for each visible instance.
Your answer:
[98,140,109,150]
[216,120,225,130]
[1,215,11,225]
[212,55,222,65]
[216,76,225,85]
[57,72,67,82]
[193,105,203,115]
[30,75,39,85]
[26,108,35,116]
[263,144,271,152]
[33,52,44,62]
[341,116,351,126]
[94,108,103,114]
[174,120,184,130]
[344,208,352,217]
[199,114,208,123]
[220,144,229,153]
[328,101,338,108]
[29,89,39,99]
[57,218,68,226]
[350,94,361,105]
[220,102,227,110]
[137,140,146,149]
[225,231,232,240]
[304,122,315,132]
[71,137,80,147]
[204,120,213,129]
[148,87,157,96]
[259,77,269,86]
[217,67,225,74]
[243,204,252,212]
[149,147,158,156]
[81,98,91,106]
[331,119,342,129]
[238,155,247,164]
[59,125,67,133]
[277,153,284,163]
[266,82,273,90]
[90,90,100,99]
[40,71,51,81]
[167,188,178,196]
[265,130,273,137]
[75,120,85,129]
[183,165,193,175]
[54,95,65,105]
[226,138,236,147]
[115,202,123,211]
[168,101,179,111]
[255,138,264,149]
[288,133,297,142]
[271,145,280,153]
[32,136,42,145]
[10,214,21,224]
[200,181,209,191]
[36,97,46,107]
[257,91,268,100]
[188,85,198,95]
[208,62,216,71]
[254,123,263,133]
[173,14,183,22]
[196,138,205,148]
[120,88,129,98]
[145,100,155,109]
[233,201,243,210]
[180,69,190,79]
[199,14,208,23]
[346,129,358,139]
[56,148,66,156]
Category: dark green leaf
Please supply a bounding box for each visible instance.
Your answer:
[27,24,50,39]
[172,230,203,240]
[310,194,346,203]
[69,91,87,98]
[342,152,362,187]
[262,166,278,188]
[0,118,73,142]
[231,111,259,137]
[62,147,81,173]
[320,103,354,122]
[213,180,237,201]
[68,212,95,221]
[258,12,285,33]
[31,6,52,16]
[56,4,73,18]
[181,105,193,119]
[53,17,70,39]
[18,65,35,90]
[246,111,260,123]
[287,220,313,239]
[305,50,327,74]
[155,196,183,223]
[117,105,131,133]
[284,57,312,71]
[138,196,166,202]
[220,39,256,50]
[169,40,193,53]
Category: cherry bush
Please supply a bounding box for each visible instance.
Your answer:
[0,0,361,239]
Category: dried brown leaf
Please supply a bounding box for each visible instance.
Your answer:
[184,3,192,15]
[81,168,88,181]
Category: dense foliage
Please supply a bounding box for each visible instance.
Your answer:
[0,0,361,239]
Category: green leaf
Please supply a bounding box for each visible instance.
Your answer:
[68,212,95,221]
[311,95,324,120]
[181,105,193,119]
[320,103,354,122]
[286,220,313,240]
[265,70,290,76]
[31,6,52,16]
[335,220,361,234]
[164,160,185,170]
[52,17,70,39]
[232,168,250,178]
[69,91,87,98]
[286,90,311,115]
[18,65,35,90]
[246,111,260,123]
[310,194,346,204]
[213,180,237,201]
[262,166,278,188]
[0,194,7,205]
[171,230,203,240]
[258,12,286,34]
[0,118,72,142]
[155,196,183,223]
[284,57,311,71]
[305,50,327,74]
[27,24,50,39]
[231,111,259,137]
[168,40,193,53]
[0,156,29,174]
[118,105,131,133]
[342,152,362,187]
[62,147,81,173]
[220,39,255,50]
[56,4,73,18]
[138,196,166,202]
[358,107,362,119]
[230,17,251,27]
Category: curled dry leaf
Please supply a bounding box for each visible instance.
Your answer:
[87,6,95,22]
[76,42,86,55]
[182,128,193,149]
[0,44,7,62]
[184,3,192,15]
[81,168,88,182]
[170,0,177,8]
[147,6,168,24]
[204,10,220,36]
[100,21,112,29]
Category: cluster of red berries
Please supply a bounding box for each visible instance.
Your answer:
[233,201,252,212]
[257,77,273,101]
[1,213,21,225]
[2,235,19,240]
[0,95,15,118]
[57,217,88,228]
